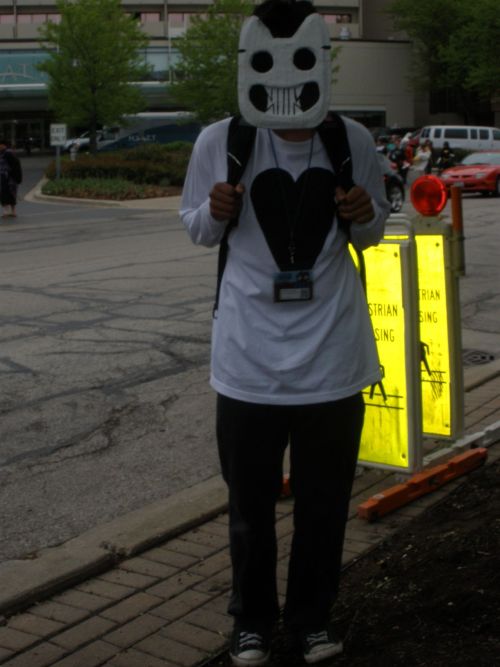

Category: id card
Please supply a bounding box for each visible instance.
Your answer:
[274,270,313,303]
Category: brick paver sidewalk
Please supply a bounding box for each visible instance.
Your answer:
[1,374,499,667]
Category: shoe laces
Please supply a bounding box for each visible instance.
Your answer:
[239,631,264,649]
[306,630,329,646]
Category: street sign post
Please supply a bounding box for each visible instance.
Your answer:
[50,124,67,179]
[50,124,67,147]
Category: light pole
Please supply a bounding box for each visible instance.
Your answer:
[13,0,18,38]
[163,0,172,84]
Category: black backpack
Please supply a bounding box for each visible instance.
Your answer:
[214,113,362,315]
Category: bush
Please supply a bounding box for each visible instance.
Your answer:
[120,141,193,163]
[45,142,193,186]
[41,178,176,200]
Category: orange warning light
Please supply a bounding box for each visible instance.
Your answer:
[410,175,448,216]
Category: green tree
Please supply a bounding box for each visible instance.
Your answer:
[170,0,253,124]
[38,0,150,152]
[388,0,500,122]
[442,1,500,101]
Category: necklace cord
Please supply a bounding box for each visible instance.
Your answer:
[268,130,315,267]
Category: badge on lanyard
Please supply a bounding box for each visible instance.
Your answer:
[274,269,313,302]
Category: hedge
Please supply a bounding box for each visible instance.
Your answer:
[41,177,175,200]
[45,142,193,186]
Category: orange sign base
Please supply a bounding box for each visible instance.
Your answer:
[357,448,488,521]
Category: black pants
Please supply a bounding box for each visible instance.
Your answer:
[216,392,365,633]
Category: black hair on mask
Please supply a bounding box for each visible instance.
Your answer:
[253,0,316,38]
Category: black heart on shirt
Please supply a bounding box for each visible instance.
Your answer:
[250,168,337,271]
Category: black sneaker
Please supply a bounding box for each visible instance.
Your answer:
[229,627,270,667]
[299,626,343,664]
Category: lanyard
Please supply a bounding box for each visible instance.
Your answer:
[267,130,315,266]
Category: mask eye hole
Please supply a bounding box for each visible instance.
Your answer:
[251,51,273,73]
[294,48,316,70]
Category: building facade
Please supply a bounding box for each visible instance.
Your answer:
[0,0,418,149]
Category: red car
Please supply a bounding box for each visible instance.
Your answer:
[439,150,500,196]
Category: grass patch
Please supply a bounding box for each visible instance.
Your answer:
[41,177,181,201]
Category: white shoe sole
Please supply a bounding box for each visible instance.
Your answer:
[304,642,343,664]
[230,651,270,667]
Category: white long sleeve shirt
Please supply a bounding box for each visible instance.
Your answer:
[180,116,390,405]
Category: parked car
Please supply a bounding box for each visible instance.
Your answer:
[377,153,405,212]
[370,126,415,142]
[419,125,500,151]
[63,129,111,153]
[438,150,500,196]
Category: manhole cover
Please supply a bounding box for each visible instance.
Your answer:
[462,349,495,366]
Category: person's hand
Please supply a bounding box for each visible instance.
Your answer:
[209,182,245,222]
[335,186,375,225]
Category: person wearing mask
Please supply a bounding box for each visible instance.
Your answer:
[180,1,390,664]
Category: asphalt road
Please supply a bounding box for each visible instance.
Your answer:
[1,157,219,562]
[0,156,498,565]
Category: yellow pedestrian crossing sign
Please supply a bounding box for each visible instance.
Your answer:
[351,211,464,473]
[414,220,464,439]
[351,221,422,472]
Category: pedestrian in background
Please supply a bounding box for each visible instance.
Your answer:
[410,139,433,183]
[180,1,390,665]
[0,138,23,218]
[388,135,410,185]
[436,141,456,174]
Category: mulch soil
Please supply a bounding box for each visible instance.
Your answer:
[205,457,500,667]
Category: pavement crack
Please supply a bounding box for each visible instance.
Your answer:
[0,404,137,470]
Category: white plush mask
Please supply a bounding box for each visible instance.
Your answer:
[238,13,331,129]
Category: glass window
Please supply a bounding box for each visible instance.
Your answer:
[18,14,33,24]
[435,128,442,138]
[47,14,61,24]
[444,129,467,139]
[0,14,15,24]
[479,129,488,139]
[32,14,47,24]
[141,12,160,23]
[493,130,500,140]
[471,129,477,139]
[169,13,184,27]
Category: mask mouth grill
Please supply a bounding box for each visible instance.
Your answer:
[249,82,319,115]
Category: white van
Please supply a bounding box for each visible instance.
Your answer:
[420,125,500,151]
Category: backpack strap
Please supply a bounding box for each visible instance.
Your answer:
[318,113,367,293]
[317,112,353,187]
[213,116,257,317]
[317,112,354,238]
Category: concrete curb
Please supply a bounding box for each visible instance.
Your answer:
[23,180,182,212]
[0,475,227,617]
[462,357,500,391]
